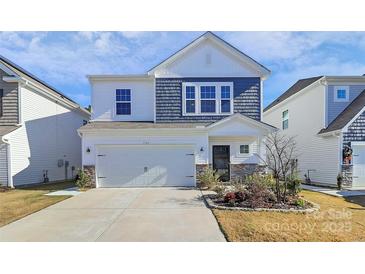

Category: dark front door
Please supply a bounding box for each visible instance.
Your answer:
[213,145,230,182]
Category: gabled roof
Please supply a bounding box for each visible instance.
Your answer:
[0,55,90,117]
[147,31,271,78]
[0,125,20,138]
[264,76,323,112]
[207,113,277,131]
[318,89,365,135]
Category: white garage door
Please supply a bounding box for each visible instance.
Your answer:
[352,144,365,187]
[96,145,195,187]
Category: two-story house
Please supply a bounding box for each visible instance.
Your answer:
[78,32,275,188]
[0,55,90,187]
[264,76,365,189]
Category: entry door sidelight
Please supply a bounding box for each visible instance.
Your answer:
[212,145,230,182]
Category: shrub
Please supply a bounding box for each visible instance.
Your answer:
[224,192,237,206]
[295,198,306,208]
[234,191,245,202]
[197,167,221,189]
[75,168,91,189]
[231,178,246,193]
[287,176,302,195]
[244,176,276,208]
[212,182,226,198]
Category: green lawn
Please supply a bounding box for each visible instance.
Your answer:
[213,190,365,242]
[0,181,75,227]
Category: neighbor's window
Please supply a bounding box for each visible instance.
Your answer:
[282,110,289,130]
[0,89,3,117]
[182,82,233,115]
[200,86,216,113]
[116,89,131,115]
[334,86,349,102]
[240,144,249,154]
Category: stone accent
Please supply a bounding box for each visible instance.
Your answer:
[155,77,261,123]
[341,165,353,187]
[230,164,266,181]
[195,164,209,187]
[83,165,96,188]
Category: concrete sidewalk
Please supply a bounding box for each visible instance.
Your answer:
[0,187,226,242]
[302,184,365,197]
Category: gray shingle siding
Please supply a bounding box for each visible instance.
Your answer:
[327,85,365,125]
[0,68,19,126]
[343,111,365,142]
[155,77,261,123]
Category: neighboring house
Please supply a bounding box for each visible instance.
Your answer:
[0,55,90,187]
[263,76,365,189]
[78,32,275,188]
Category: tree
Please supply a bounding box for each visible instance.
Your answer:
[258,132,297,202]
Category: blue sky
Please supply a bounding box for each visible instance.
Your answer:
[1,31,365,108]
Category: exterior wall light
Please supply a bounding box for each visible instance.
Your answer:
[200,147,204,152]
[86,147,91,153]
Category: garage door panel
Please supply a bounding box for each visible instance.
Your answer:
[96,145,195,187]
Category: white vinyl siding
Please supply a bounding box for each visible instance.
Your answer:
[91,79,154,122]
[264,83,340,186]
[9,86,87,186]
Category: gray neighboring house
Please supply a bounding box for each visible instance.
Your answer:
[0,55,90,187]
[264,76,365,189]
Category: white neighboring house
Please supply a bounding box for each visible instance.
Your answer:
[78,32,276,188]
[0,55,90,187]
[263,76,365,189]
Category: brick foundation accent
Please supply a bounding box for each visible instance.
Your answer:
[341,165,353,187]
[230,164,266,181]
[195,164,209,186]
[83,165,96,188]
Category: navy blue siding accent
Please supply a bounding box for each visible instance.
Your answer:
[155,77,261,123]
[327,85,365,126]
[343,111,365,142]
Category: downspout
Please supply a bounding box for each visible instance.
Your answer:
[1,137,13,188]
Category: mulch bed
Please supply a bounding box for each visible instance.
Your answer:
[204,194,320,214]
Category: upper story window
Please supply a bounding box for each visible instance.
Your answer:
[282,109,289,130]
[182,82,233,116]
[116,89,131,115]
[200,86,216,113]
[334,86,349,102]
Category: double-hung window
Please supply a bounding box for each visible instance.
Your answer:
[185,86,196,113]
[116,89,131,115]
[282,110,289,130]
[200,86,216,113]
[182,82,233,115]
[220,86,231,113]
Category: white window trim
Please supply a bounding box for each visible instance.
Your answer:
[239,144,250,155]
[182,82,234,116]
[115,89,132,116]
[282,109,289,130]
[334,86,349,102]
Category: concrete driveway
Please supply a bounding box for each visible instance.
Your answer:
[0,188,226,242]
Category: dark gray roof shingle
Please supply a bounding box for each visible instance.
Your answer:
[318,89,365,134]
[264,76,323,112]
[80,121,210,130]
[0,125,20,137]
